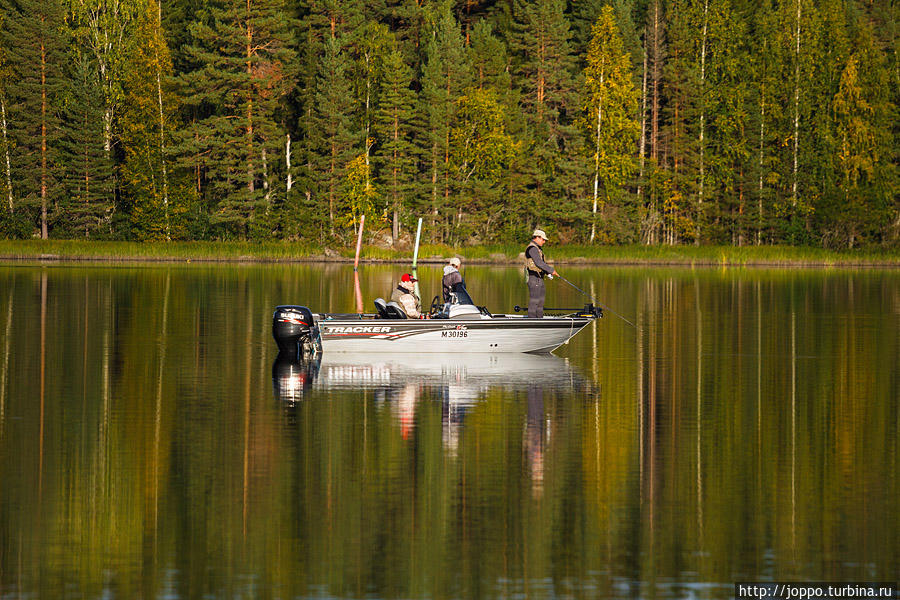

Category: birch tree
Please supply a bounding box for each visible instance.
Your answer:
[68,0,140,154]
[583,6,639,243]
[0,10,12,221]
[121,0,181,240]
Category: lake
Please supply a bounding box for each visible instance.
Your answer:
[0,263,897,599]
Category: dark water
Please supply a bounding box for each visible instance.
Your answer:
[0,263,897,599]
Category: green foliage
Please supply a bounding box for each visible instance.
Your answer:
[0,0,895,246]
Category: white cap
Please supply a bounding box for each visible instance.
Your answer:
[532,229,548,240]
[449,256,461,267]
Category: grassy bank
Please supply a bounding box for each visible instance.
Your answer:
[1,239,899,266]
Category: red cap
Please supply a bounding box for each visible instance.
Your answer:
[401,273,417,283]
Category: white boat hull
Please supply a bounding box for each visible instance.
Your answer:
[315,314,593,354]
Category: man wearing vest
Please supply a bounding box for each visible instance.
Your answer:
[524,229,559,318]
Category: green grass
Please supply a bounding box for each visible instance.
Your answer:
[1,239,898,266]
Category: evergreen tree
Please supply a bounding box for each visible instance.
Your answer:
[508,0,579,208]
[0,0,67,238]
[310,35,358,240]
[177,0,296,239]
[56,54,115,238]
[748,0,782,245]
[419,2,471,243]
[374,47,415,243]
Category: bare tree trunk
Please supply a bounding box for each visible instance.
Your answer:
[1,93,12,214]
[364,52,372,201]
[791,0,801,216]
[697,0,709,247]
[262,147,270,210]
[245,0,254,198]
[757,77,765,245]
[155,1,170,241]
[285,133,292,194]
[392,115,400,243]
[638,43,648,222]
[40,34,48,239]
[591,70,605,244]
[649,0,662,243]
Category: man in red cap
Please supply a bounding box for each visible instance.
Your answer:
[391,273,423,318]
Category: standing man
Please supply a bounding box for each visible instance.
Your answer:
[524,229,558,318]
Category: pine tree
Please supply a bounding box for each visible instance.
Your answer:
[419,2,471,243]
[508,0,579,208]
[310,35,358,240]
[374,47,415,243]
[56,54,115,238]
[177,0,296,239]
[583,6,639,243]
[0,0,67,238]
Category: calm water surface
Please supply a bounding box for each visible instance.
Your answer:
[0,263,897,599]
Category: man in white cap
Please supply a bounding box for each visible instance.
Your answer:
[524,229,558,318]
[442,256,465,303]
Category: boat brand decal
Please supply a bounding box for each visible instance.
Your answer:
[441,324,468,338]
[325,326,394,334]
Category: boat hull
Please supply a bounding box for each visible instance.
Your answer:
[315,315,592,354]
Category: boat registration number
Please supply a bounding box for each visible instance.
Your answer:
[441,330,467,338]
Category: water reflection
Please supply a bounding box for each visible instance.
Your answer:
[0,265,896,599]
[273,352,586,455]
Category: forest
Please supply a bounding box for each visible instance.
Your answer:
[0,0,897,248]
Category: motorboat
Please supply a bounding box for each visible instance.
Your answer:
[272,297,602,356]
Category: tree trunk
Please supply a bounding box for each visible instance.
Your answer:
[392,115,400,243]
[40,34,48,239]
[285,133,292,194]
[591,72,604,244]
[245,0,254,198]
[638,42,648,223]
[649,0,662,242]
[1,93,12,214]
[697,0,709,247]
[757,77,765,245]
[792,0,801,215]
[154,7,170,241]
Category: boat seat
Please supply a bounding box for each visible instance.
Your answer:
[384,301,408,319]
[373,298,388,318]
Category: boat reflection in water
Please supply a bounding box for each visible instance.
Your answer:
[272,352,588,459]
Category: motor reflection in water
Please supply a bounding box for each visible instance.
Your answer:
[272,352,588,458]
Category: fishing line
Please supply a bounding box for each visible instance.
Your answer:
[556,274,637,329]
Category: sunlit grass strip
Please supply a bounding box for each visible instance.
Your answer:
[1,239,898,265]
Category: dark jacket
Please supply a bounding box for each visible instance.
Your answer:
[442,265,464,303]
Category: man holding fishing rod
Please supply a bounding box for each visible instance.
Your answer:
[524,229,559,318]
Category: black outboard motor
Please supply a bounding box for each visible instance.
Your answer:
[272,305,319,358]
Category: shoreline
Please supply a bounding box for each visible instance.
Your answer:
[1,240,899,267]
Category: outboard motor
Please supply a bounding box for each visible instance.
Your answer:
[272,305,319,358]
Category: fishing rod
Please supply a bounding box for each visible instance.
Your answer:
[555,274,637,329]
